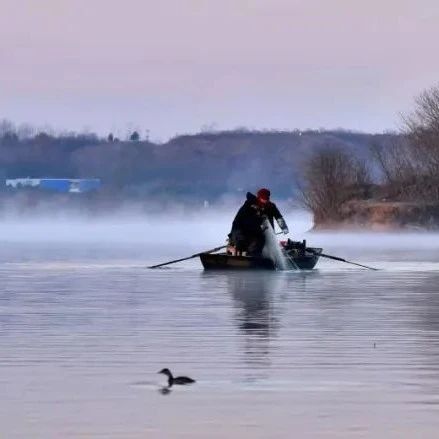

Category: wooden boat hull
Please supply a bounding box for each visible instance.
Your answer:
[200,248,321,271]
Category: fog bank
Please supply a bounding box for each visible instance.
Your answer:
[0,209,312,244]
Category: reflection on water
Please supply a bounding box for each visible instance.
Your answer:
[158,386,172,395]
[405,275,439,402]
[1,242,439,438]
[228,273,279,377]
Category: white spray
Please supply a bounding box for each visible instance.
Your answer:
[261,218,295,270]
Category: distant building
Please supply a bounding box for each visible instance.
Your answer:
[5,178,101,193]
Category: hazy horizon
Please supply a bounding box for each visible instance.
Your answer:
[1,0,438,140]
[3,4,439,437]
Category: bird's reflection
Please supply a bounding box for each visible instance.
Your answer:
[158,386,172,395]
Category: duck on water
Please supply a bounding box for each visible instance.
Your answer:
[158,368,196,387]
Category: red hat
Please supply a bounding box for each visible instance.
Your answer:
[257,188,270,201]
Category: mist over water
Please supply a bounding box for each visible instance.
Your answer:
[0,208,246,243]
[2,209,439,438]
[2,208,439,264]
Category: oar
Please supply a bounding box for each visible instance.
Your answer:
[148,231,286,269]
[148,245,227,269]
[307,248,379,271]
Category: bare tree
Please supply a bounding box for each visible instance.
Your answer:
[299,148,370,225]
[369,85,439,202]
[369,138,417,199]
[404,85,439,141]
[0,119,15,137]
[401,84,439,201]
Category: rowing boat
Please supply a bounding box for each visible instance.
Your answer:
[200,239,322,270]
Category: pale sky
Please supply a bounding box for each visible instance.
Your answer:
[1,0,438,140]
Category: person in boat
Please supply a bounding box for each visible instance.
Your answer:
[228,188,289,257]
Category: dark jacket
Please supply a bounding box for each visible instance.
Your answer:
[231,192,283,236]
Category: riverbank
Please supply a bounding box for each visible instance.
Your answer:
[312,200,439,231]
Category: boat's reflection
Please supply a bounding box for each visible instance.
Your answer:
[228,272,278,338]
[228,272,278,379]
[203,271,289,380]
[201,270,313,380]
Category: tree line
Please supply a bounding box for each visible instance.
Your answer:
[0,121,393,202]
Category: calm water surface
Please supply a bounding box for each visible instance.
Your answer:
[1,239,439,438]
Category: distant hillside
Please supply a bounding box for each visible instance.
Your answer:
[0,126,397,201]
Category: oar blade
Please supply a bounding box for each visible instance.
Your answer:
[348,261,379,271]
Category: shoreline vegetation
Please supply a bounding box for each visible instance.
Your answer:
[300,84,439,231]
[1,84,439,230]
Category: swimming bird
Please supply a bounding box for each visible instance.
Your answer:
[158,368,195,387]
